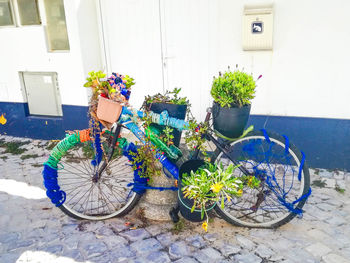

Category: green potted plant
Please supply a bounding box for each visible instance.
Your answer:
[143,88,189,147]
[178,159,260,231]
[211,66,261,138]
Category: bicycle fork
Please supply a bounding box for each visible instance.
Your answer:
[92,123,122,183]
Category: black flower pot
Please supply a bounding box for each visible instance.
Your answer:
[149,103,187,147]
[178,159,216,222]
[212,102,251,139]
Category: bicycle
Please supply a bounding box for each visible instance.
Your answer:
[42,102,311,228]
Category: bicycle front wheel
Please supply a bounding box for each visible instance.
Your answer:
[212,130,310,228]
[48,130,140,220]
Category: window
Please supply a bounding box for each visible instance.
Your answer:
[44,0,70,51]
[0,0,41,27]
[0,0,14,26]
[21,72,63,117]
[17,0,41,25]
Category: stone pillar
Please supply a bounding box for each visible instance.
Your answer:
[138,170,178,221]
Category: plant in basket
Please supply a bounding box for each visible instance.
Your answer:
[180,162,260,231]
[211,65,262,138]
[142,88,189,147]
[84,71,135,127]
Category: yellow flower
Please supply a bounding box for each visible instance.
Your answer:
[237,189,243,196]
[225,193,232,202]
[202,222,208,232]
[0,114,7,125]
[211,182,223,193]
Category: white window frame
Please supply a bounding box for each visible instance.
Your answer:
[0,0,42,28]
[0,0,17,27]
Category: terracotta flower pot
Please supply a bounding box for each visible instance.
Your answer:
[96,96,123,123]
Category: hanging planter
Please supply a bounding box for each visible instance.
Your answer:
[211,66,261,139]
[144,88,189,147]
[149,103,187,147]
[212,102,251,138]
[96,96,123,123]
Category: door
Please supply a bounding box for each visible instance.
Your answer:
[99,0,164,109]
[160,0,212,119]
[100,0,214,119]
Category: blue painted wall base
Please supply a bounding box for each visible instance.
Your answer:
[248,115,350,172]
[0,102,89,140]
[1,101,349,171]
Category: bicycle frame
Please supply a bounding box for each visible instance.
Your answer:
[97,106,181,180]
[97,106,252,182]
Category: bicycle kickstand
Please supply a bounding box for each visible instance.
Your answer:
[169,204,180,223]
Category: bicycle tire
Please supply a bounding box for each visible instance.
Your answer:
[212,130,310,228]
[48,129,141,220]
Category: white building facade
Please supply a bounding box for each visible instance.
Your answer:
[0,0,349,170]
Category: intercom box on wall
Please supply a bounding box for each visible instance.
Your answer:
[242,4,274,50]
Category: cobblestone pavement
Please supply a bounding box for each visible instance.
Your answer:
[0,135,350,263]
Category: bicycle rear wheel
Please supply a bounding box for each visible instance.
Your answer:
[212,130,310,228]
[45,129,140,220]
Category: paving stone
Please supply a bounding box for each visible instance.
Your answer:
[324,178,336,188]
[336,180,346,190]
[319,170,333,178]
[316,203,335,211]
[233,253,262,263]
[269,254,285,262]
[109,244,136,260]
[156,232,177,246]
[194,247,223,263]
[305,242,332,258]
[284,248,318,263]
[249,228,275,238]
[322,253,350,263]
[203,233,218,242]
[255,244,275,259]
[334,233,350,247]
[185,235,206,248]
[63,249,84,261]
[307,229,332,241]
[0,252,21,263]
[101,235,128,249]
[120,228,151,242]
[0,232,20,244]
[173,257,198,263]
[97,226,115,236]
[145,251,171,263]
[326,216,347,226]
[109,219,130,232]
[8,239,35,251]
[145,224,163,236]
[62,235,80,250]
[130,238,163,255]
[236,235,256,250]
[42,244,64,254]
[169,241,192,259]
[218,243,241,257]
[82,241,108,258]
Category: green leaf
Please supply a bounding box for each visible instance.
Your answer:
[201,208,204,219]
[191,204,196,213]
[221,197,225,209]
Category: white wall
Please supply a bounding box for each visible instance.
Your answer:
[212,0,350,120]
[100,0,350,120]
[0,0,102,107]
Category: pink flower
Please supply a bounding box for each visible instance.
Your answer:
[257,75,262,80]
